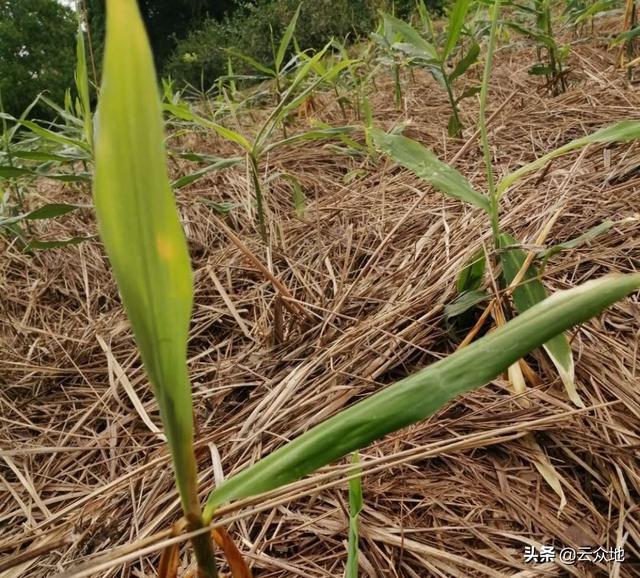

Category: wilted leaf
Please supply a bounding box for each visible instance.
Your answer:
[212,528,252,578]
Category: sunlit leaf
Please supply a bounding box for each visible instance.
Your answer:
[94,0,204,528]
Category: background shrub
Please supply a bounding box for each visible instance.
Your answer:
[165,0,445,91]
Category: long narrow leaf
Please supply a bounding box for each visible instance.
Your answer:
[94,0,202,521]
[172,157,243,189]
[0,166,31,178]
[276,5,301,72]
[449,42,480,82]
[164,103,252,151]
[444,0,472,59]
[203,273,640,519]
[383,13,438,60]
[497,121,640,198]
[227,49,275,77]
[540,219,614,260]
[499,233,582,407]
[21,120,92,153]
[371,129,491,212]
[265,126,357,153]
[75,22,93,149]
[345,453,362,578]
[25,235,95,251]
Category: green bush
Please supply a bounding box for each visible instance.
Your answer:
[165,0,445,90]
[0,0,77,118]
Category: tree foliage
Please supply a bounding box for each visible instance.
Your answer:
[0,0,77,118]
[85,0,240,76]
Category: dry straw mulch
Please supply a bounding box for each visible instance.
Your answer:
[1,28,640,578]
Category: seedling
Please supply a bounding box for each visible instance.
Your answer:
[378,0,481,136]
[165,47,354,241]
[504,0,570,94]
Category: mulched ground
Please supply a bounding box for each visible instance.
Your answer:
[1,18,640,578]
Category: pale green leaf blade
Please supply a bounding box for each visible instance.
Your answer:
[21,120,92,153]
[444,0,472,59]
[276,4,301,72]
[94,0,200,516]
[371,128,491,212]
[164,103,252,151]
[383,13,438,60]
[499,233,582,407]
[75,22,93,148]
[203,273,640,519]
[497,121,640,198]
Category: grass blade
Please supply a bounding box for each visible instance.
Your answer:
[497,120,640,198]
[276,4,301,72]
[371,128,491,212]
[345,453,362,578]
[444,0,472,59]
[203,273,640,519]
